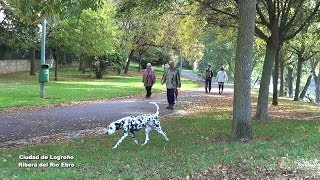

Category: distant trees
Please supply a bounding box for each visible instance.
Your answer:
[49,1,121,79]
[197,27,237,80]
[2,0,105,77]
[117,1,205,74]
[254,0,319,119]
[195,0,320,120]
[288,25,320,101]
[1,0,319,98]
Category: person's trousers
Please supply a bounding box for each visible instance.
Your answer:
[167,88,175,107]
[145,86,152,97]
[205,79,212,92]
[218,82,224,93]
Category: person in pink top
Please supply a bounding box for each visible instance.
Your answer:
[142,63,156,98]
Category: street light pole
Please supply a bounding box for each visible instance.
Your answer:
[40,18,46,98]
[180,49,183,74]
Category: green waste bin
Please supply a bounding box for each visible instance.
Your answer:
[39,64,50,82]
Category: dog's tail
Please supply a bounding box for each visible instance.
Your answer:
[149,102,159,116]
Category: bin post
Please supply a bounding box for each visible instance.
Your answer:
[40,18,46,98]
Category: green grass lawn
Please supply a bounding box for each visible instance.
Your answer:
[0,67,198,110]
[0,99,319,179]
[1,66,319,178]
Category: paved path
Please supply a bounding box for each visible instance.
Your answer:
[0,70,233,145]
[181,70,203,81]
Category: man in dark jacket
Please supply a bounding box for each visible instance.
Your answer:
[161,61,181,109]
[205,64,214,93]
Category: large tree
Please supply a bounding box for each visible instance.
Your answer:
[232,0,256,141]
[118,1,205,73]
[254,0,319,118]
[288,25,320,101]
[311,58,320,103]
[5,0,104,75]
[51,3,121,78]
[196,0,320,120]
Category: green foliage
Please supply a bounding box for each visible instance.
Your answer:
[4,0,106,51]
[51,3,120,57]
[138,47,172,68]
[155,2,206,60]
[99,50,127,76]
[288,23,320,57]
[197,27,236,79]
[117,0,206,69]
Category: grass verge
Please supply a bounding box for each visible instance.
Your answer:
[0,98,319,179]
[0,67,198,110]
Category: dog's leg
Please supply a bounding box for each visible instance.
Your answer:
[113,131,128,149]
[131,132,139,145]
[142,127,152,145]
[154,126,169,141]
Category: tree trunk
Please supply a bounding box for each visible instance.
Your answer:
[299,74,312,99]
[315,81,320,103]
[138,57,142,72]
[255,41,277,120]
[251,76,260,88]
[124,50,134,74]
[53,50,59,81]
[272,46,281,105]
[287,67,294,98]
[294,58,303,101]
[29,48,36,75]
[315,67,320,103]
[79,57,84,71]
[231,0,256,142]
[279,53,285,97]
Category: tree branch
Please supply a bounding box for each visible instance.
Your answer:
[256,3,270,29]
[209,7,238,19]
[283,2,320,41]
[282,0,304,33]
[265,0,276,23]
[255,26,269,41]
[276,0,281,23]
[279,0,293,29]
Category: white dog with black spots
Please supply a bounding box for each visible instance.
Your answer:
[105,102,169,148]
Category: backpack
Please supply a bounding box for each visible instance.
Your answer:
[206,69,212,79]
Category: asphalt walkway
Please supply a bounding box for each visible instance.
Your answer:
[0,70,233,146]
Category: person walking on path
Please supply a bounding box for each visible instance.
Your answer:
[216,67,228,94]
[204,64,214,93]
[161,61,181,109]
[142,63,156,98]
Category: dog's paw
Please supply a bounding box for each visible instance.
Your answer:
[134,140,139,144]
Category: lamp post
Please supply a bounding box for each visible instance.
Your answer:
[179,49,183,74]
[40,18,46,98]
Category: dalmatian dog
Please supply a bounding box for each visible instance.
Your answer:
[105,102,169,149]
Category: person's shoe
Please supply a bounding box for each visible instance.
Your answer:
[166,105,174,109]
